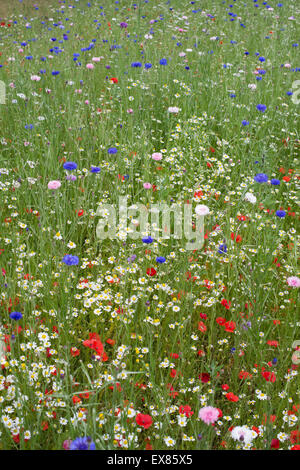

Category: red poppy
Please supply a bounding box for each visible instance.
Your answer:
[110,77,118,83]
[146,267,157,276]
[262,370,276,383]
[224,320,236,332]
[179,405,194,417]
[199,372,210,383]
[136,413,152,429]
[225,392,239,402]
[70,347,80,357]
[83,333,108,361]
[198,321,207,333]
[271,438,280,449]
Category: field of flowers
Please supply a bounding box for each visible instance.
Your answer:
[0,0,299,452]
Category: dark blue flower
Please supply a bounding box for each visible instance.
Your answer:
[90,166,101,173]
[142,236,153,244]
[254,173,268,183]
[286,91,293,96]
[159,58,167,65]
[156,256,166,263]
[144,63,152,69]
[9,311,23,321]
[256,104,267,112]
[218,243,227,254]
[108,147,117,154]
[51,70,60,76]
[63,161,77,170]
[62,255,79,265]
[70,437,96,450]
[276,210,286,218]
[131,62,142,67]
[242,120,249,126]
[259,56,265,62]
[270,179,280,185]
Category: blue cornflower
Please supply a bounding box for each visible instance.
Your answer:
[256,104,267,112]
[144,63,152,69]
[63,161,77,170]
[108,147,117,154]
[90,166,101,173]
[142,236,153,244]
[276,210,286,218]
[156,256,166,263]
[9,311,23,321]
[62,255,79,265]
[242,120,249,126]
[270,178,280,185]
[70,437,96,450]
[51,70,60,76]
[159,58,167,65]
[286,91,293,96]
[131,62,142,67]
[254,173,268,183]
[259,56,265,62]
[218,243,227,254]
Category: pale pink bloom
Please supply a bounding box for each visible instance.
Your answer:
[284,63,291,68]
[152,152,162,161]
[86,63,94,69]
[9,82,16,89]
[48,180,61,190]
[143,182,152,189]
[85,100,89,104]
[24,141,30,147]
[75,89,82,94]
[31,75,41,81]
[127,108,133,114]
[195,205,210,216]
[198,406,219,424]
[18,48,24,53]
[168,106,180,113]
[179,52,186,57]
[92,57,102,62]
[287,276,300,288]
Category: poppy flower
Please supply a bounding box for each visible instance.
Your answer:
[146,268,157,276]
[225,392,239,402]
[136,413,153,429]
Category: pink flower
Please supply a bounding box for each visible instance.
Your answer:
[31,75,41,81]
[287,276,300,288]
[92,57,103,62]
[198,406,219,424]
[195,205,210,216]
[143,182,152,189]
[48,180,61,190]
[152,152,162,161]
[85,100,89,105]
[168,106,180,113]
[86,63,94,70]
[127,108,133,114]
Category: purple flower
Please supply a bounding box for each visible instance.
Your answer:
[9,311,23,321]
[256,104,267,112]
[69,437,95,450]
[62,255,79,266]
[63,161,77,170]
[254,173,268,183]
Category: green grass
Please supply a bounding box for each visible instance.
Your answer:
[0,0,299,451]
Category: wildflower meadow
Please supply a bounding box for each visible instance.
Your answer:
[0,0,299,452]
